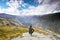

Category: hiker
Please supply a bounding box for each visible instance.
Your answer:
[29,25,34,36]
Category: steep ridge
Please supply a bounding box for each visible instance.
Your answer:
[38,12,60,34]
[0,18,22,27]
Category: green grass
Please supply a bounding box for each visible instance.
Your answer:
[0,18,60,40]
[0,25,60,40]
[0,25,28,40]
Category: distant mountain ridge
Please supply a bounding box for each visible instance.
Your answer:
[0,13,41,25]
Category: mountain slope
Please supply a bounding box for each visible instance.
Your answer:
[0,18,60,40]
[0,18,22,27]
[37,12,60,34]
[0,18,28,40]
[0,12,60,34]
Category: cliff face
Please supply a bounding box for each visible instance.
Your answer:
[35,12,60,34]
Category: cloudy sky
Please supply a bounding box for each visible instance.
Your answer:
[0,0,60,16]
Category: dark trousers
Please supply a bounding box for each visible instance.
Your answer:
[29,32,33,36]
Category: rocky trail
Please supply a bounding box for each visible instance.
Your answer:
[11,32,57,40]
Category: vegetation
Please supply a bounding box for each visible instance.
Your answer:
[0,18,60,40]
[0,25,28,40]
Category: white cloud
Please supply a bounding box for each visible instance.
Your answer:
[0,0,60,16]
[19,2,59,15]
[0,0,22,15]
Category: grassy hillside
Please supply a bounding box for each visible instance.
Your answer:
[0,25,60,40]
[0,18,28,40]
[0,18,60,40]
[0,25,28,40]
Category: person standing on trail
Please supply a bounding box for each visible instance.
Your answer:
[29,25,34,36]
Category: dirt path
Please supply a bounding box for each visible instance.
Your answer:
[11,32,56,40]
